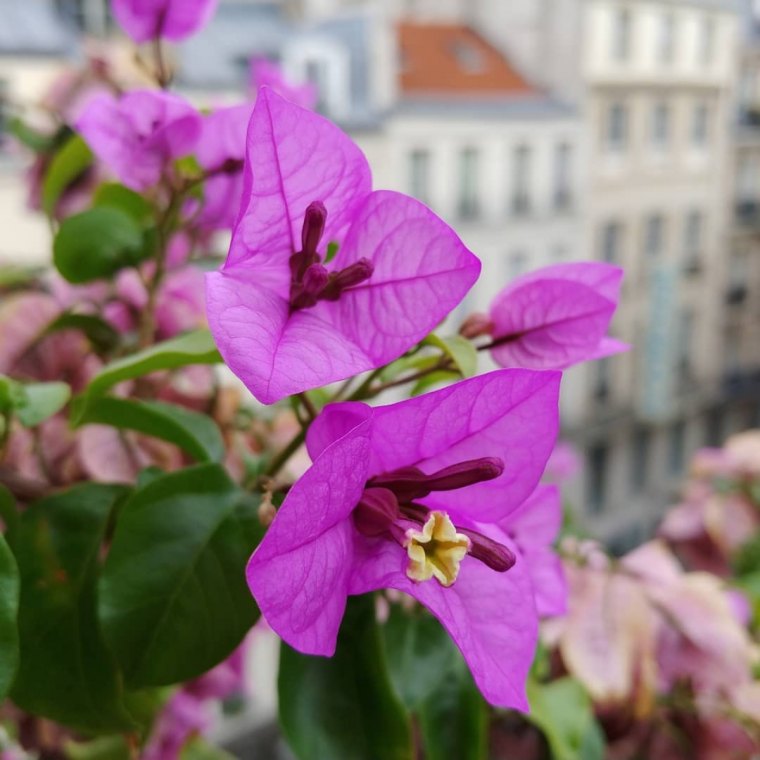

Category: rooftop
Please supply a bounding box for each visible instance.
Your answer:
[398,22,534,97]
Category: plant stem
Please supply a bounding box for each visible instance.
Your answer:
[264,428,306,479]
[297,392,318,421]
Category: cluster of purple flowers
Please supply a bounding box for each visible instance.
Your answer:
[75,0,626,714]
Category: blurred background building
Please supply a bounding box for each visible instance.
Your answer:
[1,0,759,550]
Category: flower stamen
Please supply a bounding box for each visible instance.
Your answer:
[405,511,470,587]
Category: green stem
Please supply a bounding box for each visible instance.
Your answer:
[264,428,307,479]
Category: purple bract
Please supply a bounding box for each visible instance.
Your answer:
[246,370,561,708]
[112,0,219,43]
[205,88,480,404]
[76,89,201,191]
[487,262,628,370]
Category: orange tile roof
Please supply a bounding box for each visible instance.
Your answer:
[398,22,535,96]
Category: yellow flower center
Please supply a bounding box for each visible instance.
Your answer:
[404,511,471,587]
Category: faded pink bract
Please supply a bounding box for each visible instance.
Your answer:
[205,88,481,404]
[246,370,561,709]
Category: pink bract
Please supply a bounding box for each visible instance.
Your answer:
[488,262,628,370]
[112,0,219,43]
[206,88,480,404]
[246,370,561,708]
[76,89,201,191]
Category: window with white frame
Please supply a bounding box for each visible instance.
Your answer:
[700,16,716,65]
[600,220,623,264]
[458,148,480,220]
[644,214,665,258]
[612,7,632,62]
[650,101,670,150]
[658,13,676,65]
[691,102,710,147]
[553,142,573,211]
[683,210,704,271]
[605,102,629,153]
[409,149,430,206]
[511,144,532,215]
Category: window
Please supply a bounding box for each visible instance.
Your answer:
[651,102,670,149]
[587,444,609,515]
[676,309,694,381]
[644,214,665,258]
[458,148,480,220]
[600,221,623,264]
[612,8,631,61]
[630,426,650,494]
[605,103,628,153]
[593,358,611,402]
[409,149,430,206]
[553,142,573,211]
[691,103,710,147]
[305,59,331,113]
[511,144,532,215]
[658,14,676,64]
[668,421,686,475]
[683,211,703,271]
[700,17,716,65]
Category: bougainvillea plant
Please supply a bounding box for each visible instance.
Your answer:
[0,2,757,759]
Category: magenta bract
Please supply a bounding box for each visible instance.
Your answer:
[246,370,561,708]
[249,58,317,110]
[112,0,219,43]
[488,262,628,370]
[206,88,480,404]
[76,90,201,191]
[501,484,567,618]
[194,104,251,231]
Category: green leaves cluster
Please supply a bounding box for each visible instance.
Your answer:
[0,337,259,741]
[1,465,261,737]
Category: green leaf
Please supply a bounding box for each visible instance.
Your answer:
[379,354,440,384]
[418,657,488,760]
[54,207,147,284]
[11,484,135,734]
[64,736,131,760]
[279,595,413,760]
[423,334,478,378]
[0,485,19,543]
[382,607,487,760]
[382,606,455,709]
[14,382,70,427]
[8,116,57,153]
[0,377,70,428]
[324,241,340,264]
[180,739,237,760]
[93,183,155,225]
[410,370,459,396]
[42,134,93,216]
[74,329,221,422]
[527,677,606,760]
[46,313,121,355]
[75,397,224,463]
[0,533,19,702]
[99,465,261,688]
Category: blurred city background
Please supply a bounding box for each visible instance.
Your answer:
[0,0,758,556]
